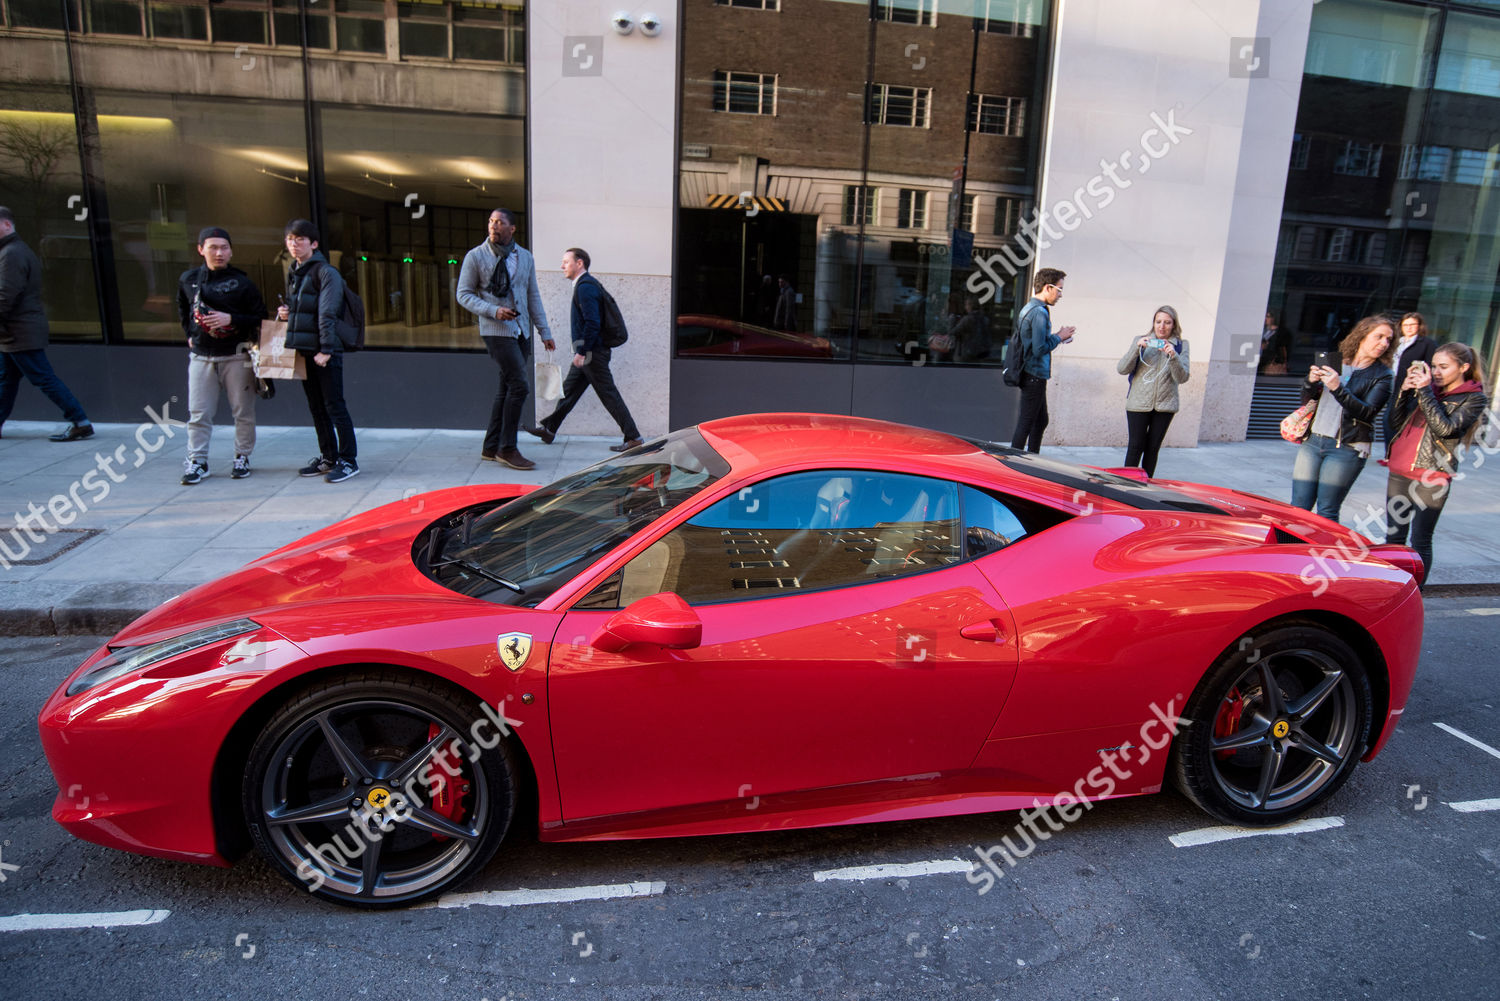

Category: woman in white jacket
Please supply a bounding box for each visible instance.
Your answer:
[1117,305,1190,477]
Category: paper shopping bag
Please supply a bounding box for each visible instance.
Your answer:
[251,319,306,381]
[536,351,563,402]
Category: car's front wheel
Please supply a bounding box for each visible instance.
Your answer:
[1171,622,1372,826]
[243,670,515,907]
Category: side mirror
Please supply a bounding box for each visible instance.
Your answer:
[590,592,703,653]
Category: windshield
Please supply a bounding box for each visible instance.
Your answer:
[426,429,730,605]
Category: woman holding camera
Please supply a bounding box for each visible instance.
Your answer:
[1117,305,1189,477]
[1290,315,1394,523]
[1384,342,1489,585]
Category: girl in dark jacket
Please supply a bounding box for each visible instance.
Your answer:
[1384,312,1437,457]
[1384,342,1489,584]
[1290,315,1394,523]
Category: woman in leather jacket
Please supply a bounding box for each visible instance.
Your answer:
[1290,316,1394,522]
[1384,342,1489,585]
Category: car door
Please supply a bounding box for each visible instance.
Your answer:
[546,469,1020,825]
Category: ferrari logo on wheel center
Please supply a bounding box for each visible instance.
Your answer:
[497,632,532,672]
[367,787,392,809]
[1272,720,1291,739]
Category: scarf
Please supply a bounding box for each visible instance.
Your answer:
[487,241,514,299]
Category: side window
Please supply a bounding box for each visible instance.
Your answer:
[961,484,1068,557]
[585,470,961,607]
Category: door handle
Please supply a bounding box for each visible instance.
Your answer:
[959,618,1005,643]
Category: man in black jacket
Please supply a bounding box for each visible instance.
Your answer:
[530,248,641,452]
[0,207,93,442]
[177,227,266,484]
[275,219,358,483]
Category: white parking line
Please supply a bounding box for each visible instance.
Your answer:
[1434,722,1500,761]
[0,909,170,932]
[1465,608,1500,616]
[1448,798,1500,813]
[420,880,666,910]
[812,859,972,882]
[1169,816,1344,848]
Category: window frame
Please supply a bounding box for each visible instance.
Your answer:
[866,83,931,128]
[967,93,1025,137]
[712,70,777,115]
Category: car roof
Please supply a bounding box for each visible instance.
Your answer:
[697,413,1000,478]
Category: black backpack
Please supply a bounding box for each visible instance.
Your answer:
[322,263,366,352]
[595,278,628,348]
[1002,301,1041,387]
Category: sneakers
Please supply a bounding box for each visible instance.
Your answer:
[608,437,645,453]
[231,454,251,479]
[181,461,209,485]
[523,424,556,445]
[49,422,94,442]
[325,460,360,483]
[299,456,335,477]
[496,448,536,471]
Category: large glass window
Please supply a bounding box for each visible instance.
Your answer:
[675,1,1051,368]
[1265,0,1500,390]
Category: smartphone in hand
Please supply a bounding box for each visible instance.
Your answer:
[1314,350,1335,369]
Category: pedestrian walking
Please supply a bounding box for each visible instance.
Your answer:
[456,207,554,471]
[177,226,266,484]
[1009,268,1074,454]
[531,248,642,452]
[0,206,93,442]
[1117,304,1190,477]
[276,219,359,483]
[1384,342,1489,585]
[1289,315,1394,523]
[773,274,798,333]
[1384,311,1437,457]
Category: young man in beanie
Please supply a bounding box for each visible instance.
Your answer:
[176,226,267,484]
[0,205,93,441]
[276,219,359,483]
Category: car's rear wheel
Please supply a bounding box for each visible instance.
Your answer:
[1171,622,1372,826]
[243,671,515,907]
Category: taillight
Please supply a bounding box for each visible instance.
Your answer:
[1367,543,1425,585]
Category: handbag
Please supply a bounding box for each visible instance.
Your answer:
[1280,400,1317,443]
[251,319,306,381]
[535,351,562,402]
[929,331,955,354]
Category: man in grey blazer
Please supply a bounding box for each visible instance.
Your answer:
[457,208,555,470]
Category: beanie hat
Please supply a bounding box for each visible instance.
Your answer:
[197,226,232,246]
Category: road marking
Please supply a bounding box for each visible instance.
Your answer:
[1466,608,1500,616]
[812,859,972,882]
[1434,722,1500,761]
[420,880,666,910]
[0,909,170,932]
[1448,798,1500,813]
[1169,816,1344,848]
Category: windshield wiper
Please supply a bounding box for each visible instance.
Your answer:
[428,556,526,595]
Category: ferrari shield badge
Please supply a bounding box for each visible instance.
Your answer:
[497,632,532,672]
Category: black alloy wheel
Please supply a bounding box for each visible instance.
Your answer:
[1171,622,1372,826]
[243,671,516,907]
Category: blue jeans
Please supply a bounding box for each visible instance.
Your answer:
[0,349,89,426]
[1291,433,1368,522]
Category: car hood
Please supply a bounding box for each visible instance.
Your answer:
[111,484,535,645]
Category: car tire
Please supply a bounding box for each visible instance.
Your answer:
[1170,621,1372,827]
[243,670,516,907]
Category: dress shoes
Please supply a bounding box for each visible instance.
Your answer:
[496,448,536,470]
[49,423,94,442]
[608,438,644,453]
[523,424,555,445]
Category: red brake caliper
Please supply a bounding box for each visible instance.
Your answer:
[1214,687,1244,759]
[425,723,463,840]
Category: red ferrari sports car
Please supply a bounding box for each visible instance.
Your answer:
[39,414,1424,907]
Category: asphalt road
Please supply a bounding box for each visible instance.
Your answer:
[1,596,1497,1001]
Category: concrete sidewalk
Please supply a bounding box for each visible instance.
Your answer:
[2,417,1496,636]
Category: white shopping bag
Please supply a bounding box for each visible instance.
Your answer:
[536,351,563,402]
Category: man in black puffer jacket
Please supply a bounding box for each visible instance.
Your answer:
[0,206,93,442]
[275,219,358,483]
[176,226,266,484]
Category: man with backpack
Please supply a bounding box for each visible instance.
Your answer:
[1008,267,1075,454]
[457,207,554,471]
[530,248,642,452]
[276,219,360,483]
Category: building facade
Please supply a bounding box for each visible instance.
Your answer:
[2,0,1497,444]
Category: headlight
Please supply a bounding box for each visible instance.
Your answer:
[66,619,262,697]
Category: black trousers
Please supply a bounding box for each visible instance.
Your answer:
[483,334,530,453]
[540,346,640,440]
[1385,471,1451,584]
[1124,410,1175,477]
[1010,373,1048,453]
[300,351,356,463]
